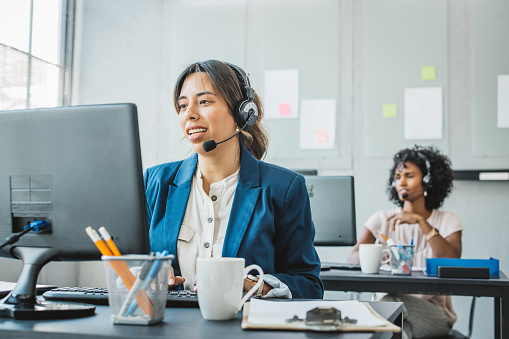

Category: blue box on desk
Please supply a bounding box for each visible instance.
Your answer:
[426,258,499,278]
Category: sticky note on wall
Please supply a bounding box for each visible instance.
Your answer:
[421,66,436,80]
[314,129,329,143]
[278,102,291,116]
[383,104,397,118]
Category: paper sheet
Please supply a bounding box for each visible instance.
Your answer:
[498,74,509,128]
[264,69,299,119]
[299,99,336,149]
[380,264,426,272]
[404,87,443,140]
[247,299,386,327]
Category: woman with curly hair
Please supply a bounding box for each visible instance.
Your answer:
[347,146,462,339]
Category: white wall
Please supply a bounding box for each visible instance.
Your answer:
[9,1,506,337]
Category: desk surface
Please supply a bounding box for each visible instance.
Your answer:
[321,269,509,296]
[0,301,403,339]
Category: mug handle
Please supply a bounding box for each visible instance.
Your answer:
[381,248,390,264]
[238,264,264,311]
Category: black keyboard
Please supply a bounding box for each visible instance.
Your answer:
[42,287,199,308]
[321,261,361,270]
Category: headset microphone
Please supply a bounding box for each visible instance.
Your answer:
[401,189,424,199]
[202,113,252,152]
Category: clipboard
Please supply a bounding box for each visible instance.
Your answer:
[241,301,401,333]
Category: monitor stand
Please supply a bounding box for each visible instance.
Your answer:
[0,246,96,319]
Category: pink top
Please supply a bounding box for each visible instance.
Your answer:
[364,208,463,323]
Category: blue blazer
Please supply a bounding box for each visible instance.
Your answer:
[144,145,324,299]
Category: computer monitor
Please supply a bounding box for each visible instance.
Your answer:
[0,103,150,319]
[304,176,357,246]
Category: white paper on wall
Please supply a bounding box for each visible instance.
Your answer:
[498,74,509,128]
[299,99,336,149]
[404,87,443,140]
[264,69,299,119]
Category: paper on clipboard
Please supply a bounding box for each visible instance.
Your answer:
[242,299,401,333]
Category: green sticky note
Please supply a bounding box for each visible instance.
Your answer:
[383,104,397,118]
[421,66,436,80]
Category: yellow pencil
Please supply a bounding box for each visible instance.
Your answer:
[85,227,153,315]
[86,226,114,256]
[98,226,121,256]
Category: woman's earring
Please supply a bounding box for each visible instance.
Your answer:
[424,191,428,197]
[236,127,240,132]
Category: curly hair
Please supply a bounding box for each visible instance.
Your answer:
[386,146,454,210]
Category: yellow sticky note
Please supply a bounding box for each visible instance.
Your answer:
[421,66,436,80]
[314,129,329,143]
[383,104,397,118]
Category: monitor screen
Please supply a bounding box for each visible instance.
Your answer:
[0,103,151,319]
[304,176,357,246]
[0,103,150,260]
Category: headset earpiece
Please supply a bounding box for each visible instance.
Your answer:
[416,151,432,189]
[226,63,259,127]
[238,100,258,126]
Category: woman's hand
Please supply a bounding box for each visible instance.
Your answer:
[243,277,272,296]
[168,266,186,289]
[387,211,462,258]
[387,211,424,232]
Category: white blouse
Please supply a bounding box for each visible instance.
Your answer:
[177,166,239,291]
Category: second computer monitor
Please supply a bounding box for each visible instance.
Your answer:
[305,176,356,246]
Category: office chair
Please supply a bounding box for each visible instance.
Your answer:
[365,293,476,338]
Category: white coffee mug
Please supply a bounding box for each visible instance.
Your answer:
[196,257,263,320]
[359,244,389,274]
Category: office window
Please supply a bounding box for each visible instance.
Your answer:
[0,0,75,110]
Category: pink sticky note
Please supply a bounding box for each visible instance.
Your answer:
[315,129,329,143]
[278,102,291,116]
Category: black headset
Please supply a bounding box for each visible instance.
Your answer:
[225,63,259,128]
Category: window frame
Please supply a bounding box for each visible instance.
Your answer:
[0,0,75,109]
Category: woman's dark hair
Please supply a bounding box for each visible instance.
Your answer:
[173,60,268,160]
[387,146,454,210]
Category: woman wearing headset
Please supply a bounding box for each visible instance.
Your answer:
[347,146,462,339]
[144,60,323,299]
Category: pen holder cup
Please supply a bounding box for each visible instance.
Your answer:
[102,254,174,325]
[388,245,414,276]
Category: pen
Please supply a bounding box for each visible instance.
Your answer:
[119,256,154,316]
[126,250,169,316]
